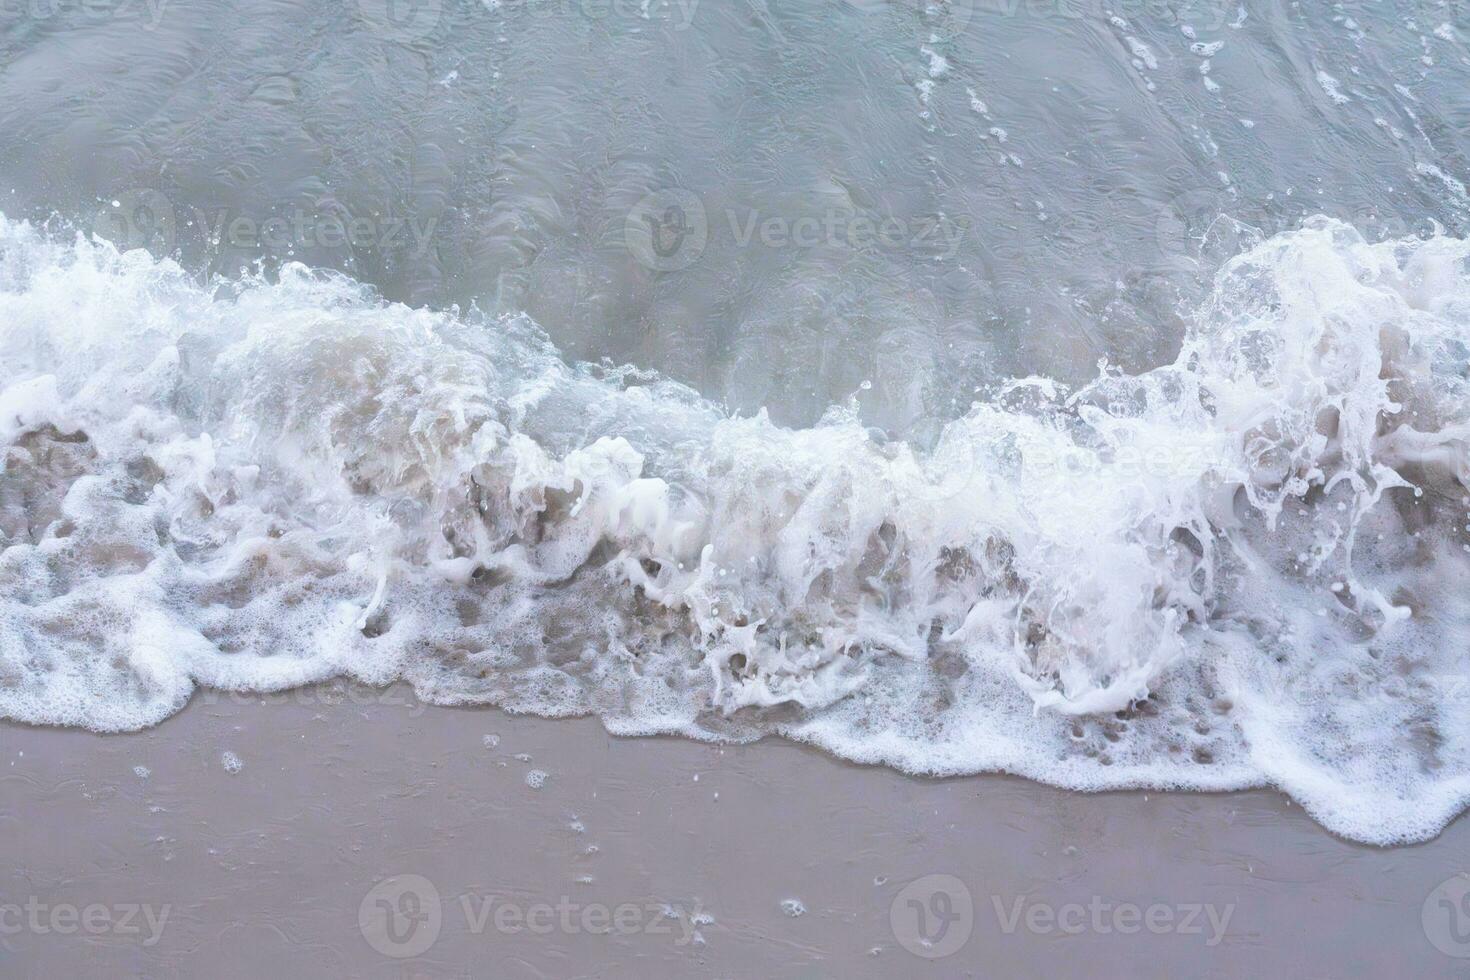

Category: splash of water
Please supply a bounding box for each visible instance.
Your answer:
[3,215,1470,843]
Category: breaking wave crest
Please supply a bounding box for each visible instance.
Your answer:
[5,214,1470,844]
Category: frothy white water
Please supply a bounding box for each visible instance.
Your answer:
[4,214,1470,844]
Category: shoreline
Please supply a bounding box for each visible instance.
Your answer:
[2,682,1467,976]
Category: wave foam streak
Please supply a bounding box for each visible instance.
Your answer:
[3,215,1470,843]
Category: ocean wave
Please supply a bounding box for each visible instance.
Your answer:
[3,214,1470,844]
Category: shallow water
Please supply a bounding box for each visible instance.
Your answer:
[3,0,1470,844]
[6,0,1468,426]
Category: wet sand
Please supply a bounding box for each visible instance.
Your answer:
[1,682,1466,978]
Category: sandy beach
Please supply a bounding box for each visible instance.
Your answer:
[2,683,1466,977]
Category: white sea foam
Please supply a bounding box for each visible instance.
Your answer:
[3,215,1470,843]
